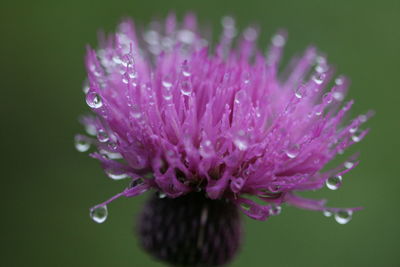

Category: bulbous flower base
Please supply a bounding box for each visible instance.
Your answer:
[137,192,242,266]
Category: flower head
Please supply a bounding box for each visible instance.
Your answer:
[77,14,370,224]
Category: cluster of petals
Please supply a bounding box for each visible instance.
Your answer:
[78,14,370,221]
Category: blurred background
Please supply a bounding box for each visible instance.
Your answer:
[1,0,399,266]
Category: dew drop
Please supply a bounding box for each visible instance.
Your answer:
[181,60,191,77]
[112,55,122,65]
[312,73,326,85]
[272,34,286,47]
[157,191,167,199]
[105,169,129,180]
[352,133,362,142]
[323,209,333,217]
[180,80,193,96]
[294,84,307,99]
[349,126,358,134]
[285,144,300,159]
[270,205,282,216]
[344,161,354,169]
[122,72,129,84]
[334,210,353,224]
[199,140,214,158]
[234,132,248,151]
[97,129,109,143]
[162,80,173,89]
[75,136,90,152]
[86,91,103,109]
[335,77,344,85]
[326,175,343,190]
[90,205,108,223]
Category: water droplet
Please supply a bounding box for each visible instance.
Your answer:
[335,77,344,85]
[86,91,103,109]
[75,136,90,152]
[270,205,282,216]
[181,60,191,77]
[122,72,129,84]
[323,209,333,217]
[334,210,353,224]
[83,84,90,94]
[234,90,247,105]
[326,175,342,190]
[199,140,214,158]
[344,161,354,169]
[105,169,129,180]
[180,80,192,96]
[90,205,108,223]
[85,124,97,136]
[333,92,344,101]
[162,79,173,89]
[295,88,304,99]
[272,34,286,47]
[234,131,248,151]
[349,126,358,134]
[162,78,173,100]
[312,73,326,85]
[359,114,368,123]
[352,133,362,142]
[112,55,122,65]
[97,129,109,143]
[285,144,300,159]
[157,191,167,199]
[178,29,195,44]
[323,93,333,104]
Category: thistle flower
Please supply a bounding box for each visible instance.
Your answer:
[77,13,370,266]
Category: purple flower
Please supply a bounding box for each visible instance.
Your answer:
[78,14,370,227]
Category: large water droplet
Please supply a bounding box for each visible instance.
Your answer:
[352,133,362,142]
[326,175,342,190]
[272,34,286,47]
[285,144,300,159]
[86,91,103,109]
[334,210,353,224]
[270,205,282,216]
[105,169,128,180]
[97,129,109,143]
[312,73,326,85]
[349,126,358,134]
[90,205,108,223]
[180,80,192,96]
[75,136,90,152]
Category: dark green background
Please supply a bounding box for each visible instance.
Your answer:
[1,0,399,266]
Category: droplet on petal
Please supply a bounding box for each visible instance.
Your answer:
[326,175,342,190]
[90,205,108,223]
[86,91,103,109]
[75,135,90,152]
[334,210,353,224]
